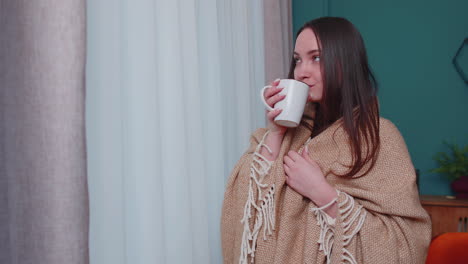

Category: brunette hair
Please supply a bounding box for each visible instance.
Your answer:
[289,17,380,178]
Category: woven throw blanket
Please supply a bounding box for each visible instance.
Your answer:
[221,115,431,264]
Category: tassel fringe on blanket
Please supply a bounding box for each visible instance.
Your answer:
[240,131,368,264]
[311,190,367,264]
[240,131,276,264]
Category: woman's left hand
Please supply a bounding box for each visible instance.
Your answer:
[283,148,337,209]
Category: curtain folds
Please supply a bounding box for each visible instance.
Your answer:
[264,0,293,83]
[0,1,88,264]
[86,0,266,263]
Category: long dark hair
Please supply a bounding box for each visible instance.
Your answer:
[289,17,380,178]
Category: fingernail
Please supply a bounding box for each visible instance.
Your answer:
[274,78,280,82]
[305,146,309,153]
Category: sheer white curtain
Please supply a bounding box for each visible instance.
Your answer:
[86,0,265,263]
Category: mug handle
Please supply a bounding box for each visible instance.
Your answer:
[260,85,274,111]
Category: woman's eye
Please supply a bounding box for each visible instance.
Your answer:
[313,55,320,62]
[294,57,301,63]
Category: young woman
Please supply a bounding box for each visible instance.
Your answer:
[221,17,431,264]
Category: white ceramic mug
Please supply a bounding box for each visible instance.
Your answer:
[260,79,309,128]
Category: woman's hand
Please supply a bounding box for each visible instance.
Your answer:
[260,79,288,161]
[283,147,338,217]
[263,79,287,135]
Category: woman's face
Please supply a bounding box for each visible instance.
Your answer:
[293,28,323,103]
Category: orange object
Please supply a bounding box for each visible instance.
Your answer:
[426,232,468,264]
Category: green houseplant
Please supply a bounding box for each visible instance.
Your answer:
[431,142,468,198]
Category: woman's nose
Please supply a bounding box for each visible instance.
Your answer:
[295,64,311,80]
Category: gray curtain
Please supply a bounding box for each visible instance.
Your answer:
[0,1,88,264]
[263,0,293,83]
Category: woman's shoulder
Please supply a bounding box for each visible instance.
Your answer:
[378,117,409,149]
[320,116,401,140]
[379,117,398,132]
[379,117,403,135]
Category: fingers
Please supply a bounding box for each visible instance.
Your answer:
[286,150,301,161]
[284,150,313,167]
[284,151,302,167]
[264,79,282,98]
[301,147,317,167]
[264,79,285,109]
[264,87,285,109]
[283,163,290,174]
[302,146,310,158]
[266,108,282,121]
[266,93,286,108]
[283,163,291,183]
[283,155,294,166]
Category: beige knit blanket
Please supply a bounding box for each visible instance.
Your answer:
[221,116,431,264]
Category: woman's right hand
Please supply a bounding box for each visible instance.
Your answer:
[260,79,288,161]
[264,79,288,135]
